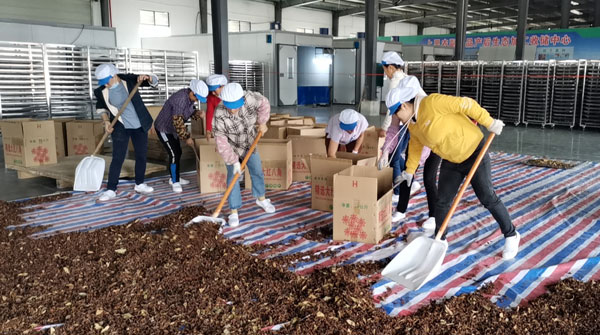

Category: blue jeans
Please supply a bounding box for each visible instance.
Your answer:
[107,124,147,191]
[389,131,410,195]
[226,152,266,210]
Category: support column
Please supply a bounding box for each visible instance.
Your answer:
[362,0,379,114]
[332,11,339,37]
[211,0,229,76]
[379,19,386,37]
[454,0,468,60]
[417,23,424,36]
[199,0,208,33]
[561,0,570,29]
[100,0,110,27]
[275,1,282,27]
[515,0,529,60]
[595,0,600,27]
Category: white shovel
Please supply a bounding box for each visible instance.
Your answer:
[73,82,142,192]
[381,133,495,290]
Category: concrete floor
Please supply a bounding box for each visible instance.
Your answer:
[2,104,599,201]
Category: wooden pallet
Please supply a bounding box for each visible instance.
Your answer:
[6,155,166,189]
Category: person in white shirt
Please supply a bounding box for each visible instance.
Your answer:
[325,109,369,158]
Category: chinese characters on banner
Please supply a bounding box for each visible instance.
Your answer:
[425,33,573,49]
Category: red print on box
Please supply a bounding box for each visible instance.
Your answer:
[342,214,367,240]
[209,171,227,189]
[32,146,50,163]
[73,144,88,155]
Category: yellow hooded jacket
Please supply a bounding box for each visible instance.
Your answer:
[405,93,494,175]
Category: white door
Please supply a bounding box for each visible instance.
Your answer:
[278,45,297,105]
[333,48,357,104]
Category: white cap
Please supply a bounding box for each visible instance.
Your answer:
[190,79,209,103]
[386,86,418,115]
[206,74,228,91]
[381,51,404,67]
[339,109,360,131]
[220,83,245,109]
[398,75,423,91]
[95,63,119,86]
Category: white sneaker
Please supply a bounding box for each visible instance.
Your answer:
[391,211,405,223]
[228,213,240,227]
[134,183,154,194]
[392,194,399,203]
[98,190,116,202]
[172,182,183,193]
[256,198,276,213]
[410,181,421,195]
[422,217,436,230]
[502,232,520,260]
[169,178,189,185]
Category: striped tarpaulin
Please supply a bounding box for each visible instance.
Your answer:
[14,152,600,316]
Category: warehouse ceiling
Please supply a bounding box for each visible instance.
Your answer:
[267,0,597,32]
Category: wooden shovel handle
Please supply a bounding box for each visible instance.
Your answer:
[211,130,264,218]
[435,133,495,240]
[92,81,143,155]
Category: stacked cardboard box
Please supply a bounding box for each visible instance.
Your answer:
[310,152,377,212]
[1,119,57,167]
[66,120,104,156]
[245,139,292,190]
[360,126,385,159]
[194,139,228,194]
[289,135,326,182]
[333,165,393,244]
[53,118,74,158]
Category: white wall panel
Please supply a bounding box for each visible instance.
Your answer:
[0,21,116,48]
[0,0,92,25]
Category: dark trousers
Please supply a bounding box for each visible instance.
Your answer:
[434,138,516,240]
[107,124,148,191]
[156,129,182,183]
[396,146,441,218]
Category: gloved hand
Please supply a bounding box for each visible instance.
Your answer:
[232,162,242,175]
[394,171,413,186]
[257,124,268,135]
[487,119,505,136]
[377,151,389,170]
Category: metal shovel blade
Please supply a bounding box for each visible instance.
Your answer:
[381,235,448,291]
[73,155,106,192]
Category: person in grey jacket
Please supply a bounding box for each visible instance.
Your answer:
[93,63,159,202]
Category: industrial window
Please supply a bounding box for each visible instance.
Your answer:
[140,10,170,27]
[229,20,251,32]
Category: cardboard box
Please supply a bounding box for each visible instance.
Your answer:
[269,119,287,126]
[245,139,292,190]
[309,152,377,212]
[146,106,162,140]
[303,116,316,126]
[53,118,75,158]
[333,165,393,244]
[191,117,205,138]
[195,139,228,193]
[286,126,326,138]
[289,135,326,182]
[314,123,327,128]
[286,117,305,125]
[1,120,57,167]
[271,113,290,119]
[263,126,287,139]
[66,120,104,156]
[360,126,385,159]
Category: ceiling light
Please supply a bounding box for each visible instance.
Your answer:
[570,9,583,15]
[571,1,579,5]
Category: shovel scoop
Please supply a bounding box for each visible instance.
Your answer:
[381,134,495,290]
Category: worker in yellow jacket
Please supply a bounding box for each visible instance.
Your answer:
[385,86,520,260]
